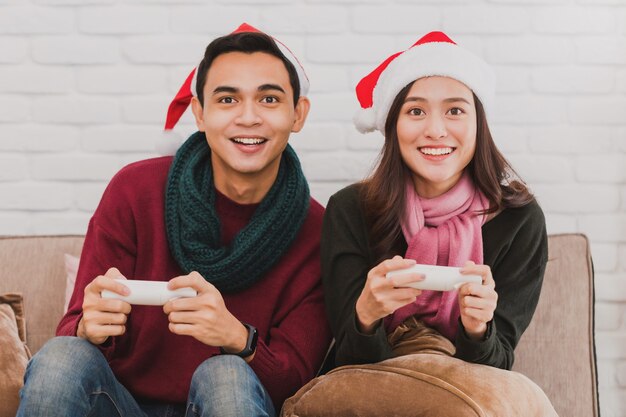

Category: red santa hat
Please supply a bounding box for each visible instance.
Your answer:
[354,31,496,134]
[157,22,310,155]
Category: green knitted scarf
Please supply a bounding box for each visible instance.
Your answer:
[164,131,310,294]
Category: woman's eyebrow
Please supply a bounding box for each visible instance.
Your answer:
[404,96,426,103]
[403,96,471,104]
[443,97,471,104]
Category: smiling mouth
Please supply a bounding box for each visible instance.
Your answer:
[419,147,454,156]
[231,137,268,145]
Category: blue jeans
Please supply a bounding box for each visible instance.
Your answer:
[17,336,276,417]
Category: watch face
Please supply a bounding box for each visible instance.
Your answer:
[242,323,258,357]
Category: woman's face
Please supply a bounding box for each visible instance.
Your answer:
[396,76,477,198]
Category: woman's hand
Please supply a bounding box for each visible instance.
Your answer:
[355,256,423,334]
[457,261,498,341]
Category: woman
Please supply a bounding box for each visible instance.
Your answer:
[282,32,556,416]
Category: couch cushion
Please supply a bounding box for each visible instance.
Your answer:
[0,235,84,354]
[63,254,80,313]
[282,352,557,417]
[0,293,31,417]
[512,233,598,417]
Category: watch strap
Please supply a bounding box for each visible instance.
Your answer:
[219,322,258,358]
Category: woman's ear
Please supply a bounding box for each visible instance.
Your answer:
[291,97,311,133]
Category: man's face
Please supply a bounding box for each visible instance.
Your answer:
[191,51,309,187]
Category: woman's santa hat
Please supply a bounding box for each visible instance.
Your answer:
[157,22,310,155]
[354,31,496,134]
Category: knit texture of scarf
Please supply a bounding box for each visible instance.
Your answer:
[165,131,310,293]
[385,172,488,341]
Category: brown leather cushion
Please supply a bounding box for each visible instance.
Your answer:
[282,353,557,417]
[0,293,31,417]
[285,234,598,417]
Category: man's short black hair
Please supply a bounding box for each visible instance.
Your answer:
[196,32,301,107]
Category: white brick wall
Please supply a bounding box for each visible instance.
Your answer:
[32,37,120,64]
[0,1,625,415]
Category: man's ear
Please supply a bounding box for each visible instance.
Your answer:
[291,97,310,133]
[190,96,205,132]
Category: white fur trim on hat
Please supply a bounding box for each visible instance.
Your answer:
[353,107,377,134]
[155,130,185,156]
[372,42,495,133]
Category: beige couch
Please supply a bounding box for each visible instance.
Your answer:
[0,234,599,417]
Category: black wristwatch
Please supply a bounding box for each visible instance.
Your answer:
[220,322,258,358]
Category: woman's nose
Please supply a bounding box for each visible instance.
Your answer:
[424,115,447,139]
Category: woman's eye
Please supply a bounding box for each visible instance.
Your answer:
[448,107,464,116]
[409,108,424,116]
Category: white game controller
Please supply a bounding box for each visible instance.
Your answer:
[101,279,197,305]
[386,264,482,291]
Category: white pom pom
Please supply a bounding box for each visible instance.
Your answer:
[353,107,377,134]
[155,130,184,156]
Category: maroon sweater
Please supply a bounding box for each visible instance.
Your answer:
[57,156,332,408]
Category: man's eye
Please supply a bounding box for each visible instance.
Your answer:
[219,97,235,104]
[261,96,278,104]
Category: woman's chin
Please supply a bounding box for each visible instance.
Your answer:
[411,173,462,197]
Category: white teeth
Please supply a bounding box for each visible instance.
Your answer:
[420,147,453,156]
[232,137,266,145]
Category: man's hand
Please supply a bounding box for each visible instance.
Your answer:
[457,261,498,341]
[77,267,132,345]
[164,271,252,359]
[355,256,424,334]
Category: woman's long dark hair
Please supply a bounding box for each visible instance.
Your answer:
[360,81,534,260]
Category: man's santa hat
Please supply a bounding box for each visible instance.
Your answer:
[353,31,496,134]
[157,23,310,155]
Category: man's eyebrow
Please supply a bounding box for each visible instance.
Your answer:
[211,85,286,95]
[258,84,286,94]
[404,96,471,104]
[212,86,238,95]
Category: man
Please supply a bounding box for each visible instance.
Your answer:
[17,23,331,417]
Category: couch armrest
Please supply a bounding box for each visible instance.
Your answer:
[512,233,598,417]
[0,235,85,354]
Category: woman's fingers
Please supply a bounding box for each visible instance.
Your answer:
[369,256,416,278]
[460,306,494,323]
[461,262,495,288]
[388,272,425,288]
[457,264,498,340]
[460,293,497,311]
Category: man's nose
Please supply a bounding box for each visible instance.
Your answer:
[235,101,262,126]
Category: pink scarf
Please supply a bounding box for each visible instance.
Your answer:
[384,172,488,341]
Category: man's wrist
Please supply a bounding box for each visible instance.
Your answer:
[220,322,258,359]
[220,322,249,353]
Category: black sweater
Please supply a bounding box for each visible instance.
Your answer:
[321,184,548,370]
